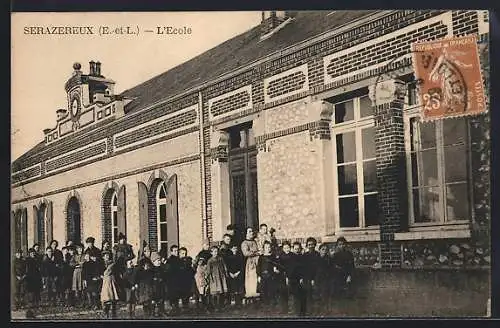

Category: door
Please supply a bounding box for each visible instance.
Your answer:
[228,122,259,231]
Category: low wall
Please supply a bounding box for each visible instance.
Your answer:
[332,268,490,317]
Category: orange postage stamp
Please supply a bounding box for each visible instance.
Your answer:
[412,35,486,120]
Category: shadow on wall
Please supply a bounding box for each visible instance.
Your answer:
[343,268,490,317]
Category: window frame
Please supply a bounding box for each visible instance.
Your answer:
[331,95,380,232]
[156,182,168,251]
[403,99,473,227]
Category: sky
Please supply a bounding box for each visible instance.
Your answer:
[11,12,262,161]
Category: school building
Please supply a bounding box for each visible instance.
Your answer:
[11,10,490,315]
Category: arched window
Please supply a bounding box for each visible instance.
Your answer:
[67,197,81,244]
[111,193,119,245]
[156,182,168,252]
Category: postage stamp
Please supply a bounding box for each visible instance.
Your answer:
[411,35,486,121]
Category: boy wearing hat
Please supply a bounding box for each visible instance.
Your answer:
[113,233,135,275]
[331,237,354,298]
[25,248,42,309]
[84,237,101,260]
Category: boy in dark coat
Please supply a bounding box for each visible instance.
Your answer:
[42,247,59,306]
[14,249,27,309]
[166,245,182,313]
[151,252,165,317]
[82,252,103,310]
[302,237,320,314]
[257,241,280,308]
[316,243,334,313]
[136,256,155,318]
[122,259,138,318]
[25,248,42,309]
[179,247,195,310]
[61,246,75,307]
[289,241,306,316]
[331,237,355,298]
[224,244,244,307]
[113,233,135,275]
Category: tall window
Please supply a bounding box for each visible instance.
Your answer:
[111,193,119,245]
[332,94,379,229]
[67,197,81,244]
[37,204,46,249]
[157,182,168,252]
[405,115,470,224]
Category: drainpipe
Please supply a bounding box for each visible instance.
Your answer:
[198,91,208,241]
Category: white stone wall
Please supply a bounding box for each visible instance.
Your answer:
[264,98,311,132]
[257,131,324,239]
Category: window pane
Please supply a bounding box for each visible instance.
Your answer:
[444,145,467,183]
[411,153,419,187]
[364,194,379,226]
[247,128,255,147]
[161,242,168,254]
[420,149,438,186]
[160,223,168,242]
[359,95,373,118]
[338,164,357,195]
[420,122,436,149]
[413,187,441,223]
[335,100,354,124]
[112,195,117,206]
[113,228,118,244]
[336,132,356,163]
[159,185,166,199]
[362,127,375,159]
[113,212,117,226]
[159,204,167,222]
[410,118,419,152]
[443,118,467,146]
[446,183,469,221]
[363,160,377,192]
[339,196,359,228]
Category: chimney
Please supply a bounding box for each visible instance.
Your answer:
[95,61,102,76]
[89,61,96,75]
[261,11,290,37]
[56,109,68,121]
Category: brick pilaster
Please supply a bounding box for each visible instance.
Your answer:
[370,79,408,268]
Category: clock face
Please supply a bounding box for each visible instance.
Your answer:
[71,98,79,117]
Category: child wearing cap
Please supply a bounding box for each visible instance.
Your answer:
[151,252,165,317]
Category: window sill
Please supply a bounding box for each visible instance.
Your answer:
[394,226,471,241]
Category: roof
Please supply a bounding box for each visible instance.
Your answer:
[120,10,376,113]
[13,10,376,166]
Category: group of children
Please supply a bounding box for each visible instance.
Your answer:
[13,224,355,318]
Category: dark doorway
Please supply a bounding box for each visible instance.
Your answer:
[227,122,259,232]
[66,197,81,244]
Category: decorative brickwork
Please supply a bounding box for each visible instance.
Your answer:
[114,109,197,149]
[452,11,479,37]
[267,71,306,99]
[325,22,448,84]
[209,91,251,118]
[11,164,42,184]
[45,140,107,173]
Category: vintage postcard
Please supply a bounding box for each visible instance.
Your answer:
[11,10,491,320]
